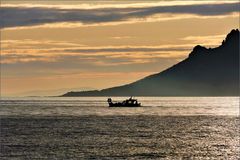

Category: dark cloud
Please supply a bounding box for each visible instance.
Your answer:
[1,2,239,28]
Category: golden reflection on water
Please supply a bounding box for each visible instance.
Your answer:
[0,97,239,116]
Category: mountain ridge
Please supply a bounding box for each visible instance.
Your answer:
[62,29,239,97]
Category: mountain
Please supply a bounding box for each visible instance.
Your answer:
[62,29,239,97]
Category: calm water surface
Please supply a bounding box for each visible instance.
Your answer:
[0,97,239,116]
[1,97,239,159]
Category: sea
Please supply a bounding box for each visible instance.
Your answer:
[1,97,239,159]
[0,97,239,116]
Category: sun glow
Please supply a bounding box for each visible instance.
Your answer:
[1,0,239,96]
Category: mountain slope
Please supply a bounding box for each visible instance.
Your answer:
[62,29,239,96]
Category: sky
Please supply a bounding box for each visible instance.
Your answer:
[1,0,239,96]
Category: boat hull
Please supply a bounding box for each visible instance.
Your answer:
[108,103,141,107]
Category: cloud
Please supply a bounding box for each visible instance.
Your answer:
[1,39,86,49]
[1,44,190,65]
[1,2,239,29]
[181,34,226,47]
[1,1,224,10]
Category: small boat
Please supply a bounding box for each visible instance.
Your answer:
[107,97,141,107]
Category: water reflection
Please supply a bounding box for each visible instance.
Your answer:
[0,97,239,116]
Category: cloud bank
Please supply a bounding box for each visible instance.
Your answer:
[1,2,239,28]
